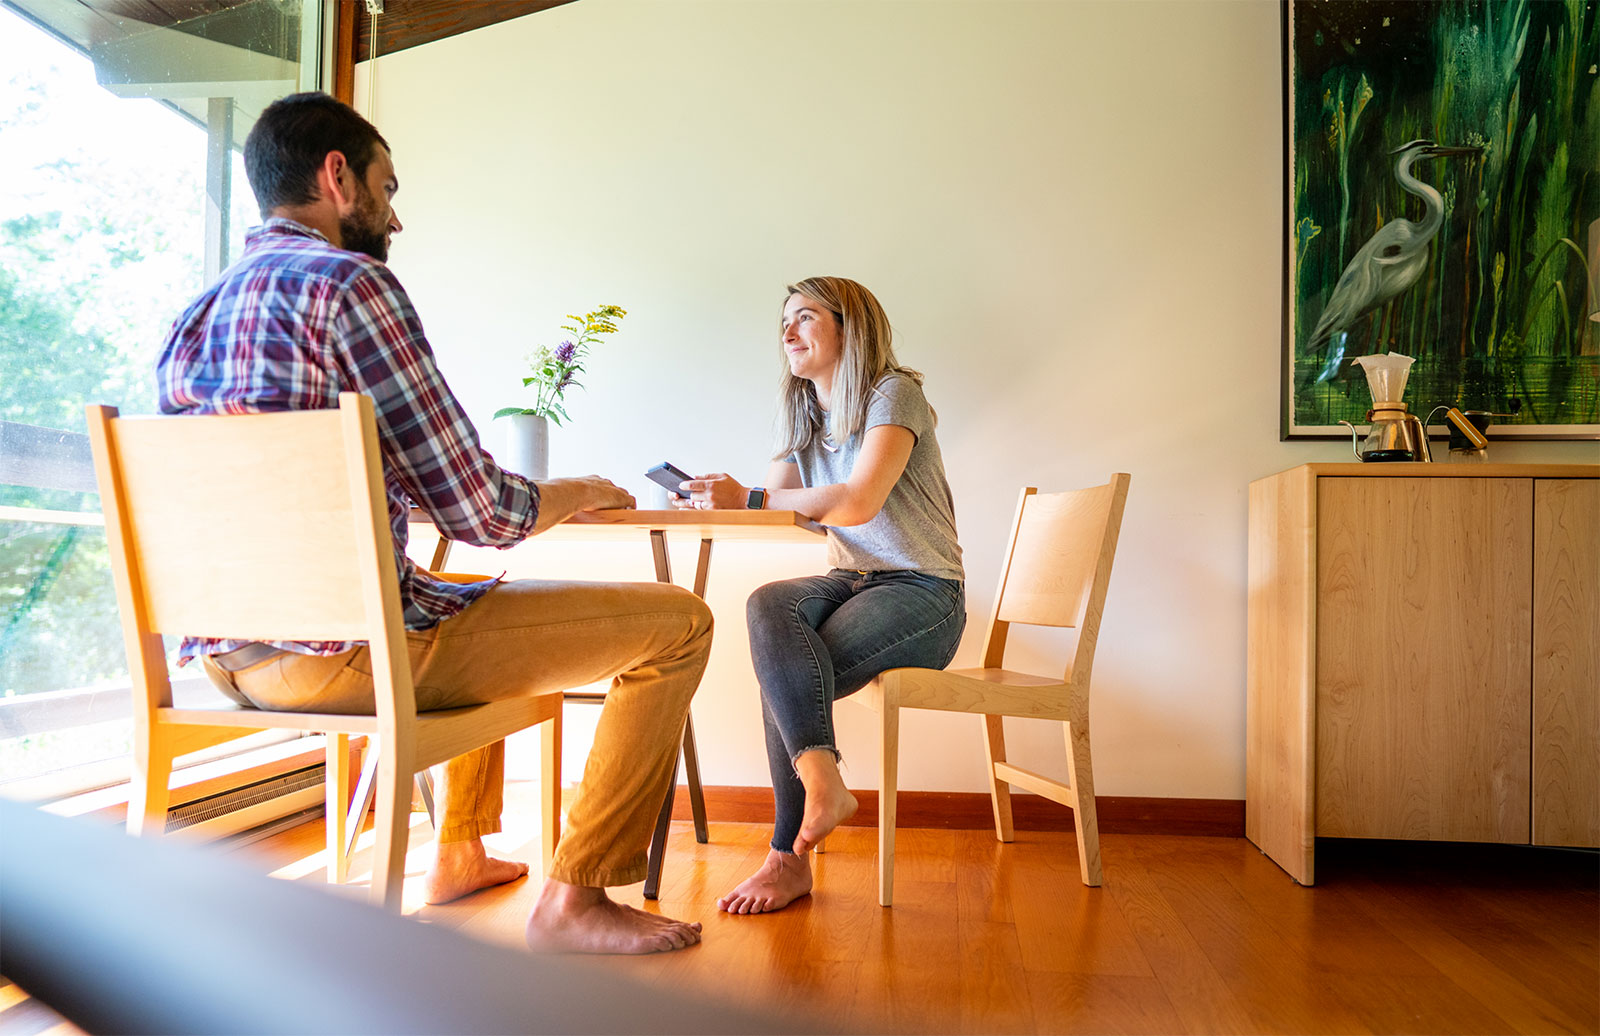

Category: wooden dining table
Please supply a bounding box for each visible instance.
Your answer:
[410,507,826,898]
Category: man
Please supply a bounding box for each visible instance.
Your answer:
[157,92,710,954]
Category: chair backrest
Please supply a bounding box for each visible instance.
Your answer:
[979,474,1131,690]
[85,393,412,723]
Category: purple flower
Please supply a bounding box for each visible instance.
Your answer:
[553,340,577,363]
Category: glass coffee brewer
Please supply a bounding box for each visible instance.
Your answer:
[1338,353,1432,462]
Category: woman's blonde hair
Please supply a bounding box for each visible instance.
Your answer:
[773,276,923,459]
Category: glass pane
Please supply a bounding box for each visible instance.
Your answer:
[0,0,316,785]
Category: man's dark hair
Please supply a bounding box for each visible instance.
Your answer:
[244,92,391,216]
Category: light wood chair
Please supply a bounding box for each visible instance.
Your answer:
[852,474,1131,906]
[86,393,562,912]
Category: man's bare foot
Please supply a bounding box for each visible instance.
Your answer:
[717,849,813,914]
[525,879,702,954]
[791,750,859,855]
[423,839,530,905]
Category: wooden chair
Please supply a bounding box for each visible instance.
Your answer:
[852,474,1131,906]
[86,393,562,912]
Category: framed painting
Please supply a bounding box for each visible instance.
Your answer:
[1282,0,1599,440]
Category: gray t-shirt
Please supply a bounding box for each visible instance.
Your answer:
[788,373,963,581]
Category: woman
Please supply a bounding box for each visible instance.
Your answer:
[676,276,965,914]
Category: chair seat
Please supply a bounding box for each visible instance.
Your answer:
[161,695,560,765]
[873,666,1074,721]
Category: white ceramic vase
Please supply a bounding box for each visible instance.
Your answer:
[503,413,549,481]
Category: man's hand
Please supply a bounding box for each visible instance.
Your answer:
[531,476,635,533]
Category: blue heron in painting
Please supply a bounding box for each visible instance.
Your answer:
[1308,139,1482,384]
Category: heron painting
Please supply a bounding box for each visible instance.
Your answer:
[1283,0,1599,439]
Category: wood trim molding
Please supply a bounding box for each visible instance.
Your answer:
[332,0,357,104]
[671,785,1244,839]
[353,1,578,63]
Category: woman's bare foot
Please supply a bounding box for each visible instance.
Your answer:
[791,750,858,855]
[525,879,702,954]
[717,848,813,914]
[423,839,530,905]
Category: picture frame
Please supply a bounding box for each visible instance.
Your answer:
[1281,0,1599,441]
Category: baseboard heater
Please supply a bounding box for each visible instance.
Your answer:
[167,764,328,845]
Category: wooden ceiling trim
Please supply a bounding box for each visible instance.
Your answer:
[352,0,576,63]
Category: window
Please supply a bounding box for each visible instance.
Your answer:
[1,0,324,789]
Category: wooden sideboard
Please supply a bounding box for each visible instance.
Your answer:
[1245,463,1599,884]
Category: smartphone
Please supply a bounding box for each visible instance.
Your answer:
[644,461,694,499]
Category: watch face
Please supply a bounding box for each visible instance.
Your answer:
[747,487,766,509]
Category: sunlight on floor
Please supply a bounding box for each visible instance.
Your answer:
[262,778,558,916]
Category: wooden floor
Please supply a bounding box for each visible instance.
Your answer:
[4,782,1596,1035]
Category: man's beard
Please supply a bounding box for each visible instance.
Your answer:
[339,182,388,262]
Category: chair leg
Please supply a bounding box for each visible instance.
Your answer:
[540,707,562,876]
[1063,719,1102,887]
[878,702,900,907]
[981,714,1016,842]
[370,743,415,912]
[127,726,174,837]
[681,711,709,844]
[326,734,352,884]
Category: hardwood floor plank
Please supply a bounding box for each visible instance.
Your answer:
[1340,877,1598,1035]
[956,918,1036,1034]
[797,827,883,964]
[957,828,1016,924]
[1320,969,1525,1035]
[1007,835,1153,977]
[1457,880,1600,971]
[1105,852,1261,1034]
[1211,841,1442,978]
[1136,842,1374,1033]
[1024,972,1185,1035]
[886,827,959,886]
[853,880,962,1032]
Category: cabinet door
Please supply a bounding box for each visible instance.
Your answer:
[1532,479,1600,847]
[1316,477,1532,843]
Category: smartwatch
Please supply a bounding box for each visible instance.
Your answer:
[745,486,767,510]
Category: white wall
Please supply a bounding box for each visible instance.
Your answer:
[356,0,1598,800]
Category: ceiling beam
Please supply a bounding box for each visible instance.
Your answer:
[352,0,576,63]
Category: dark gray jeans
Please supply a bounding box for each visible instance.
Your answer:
[746,569,965,853]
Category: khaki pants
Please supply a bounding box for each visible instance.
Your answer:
[201,579,713,887]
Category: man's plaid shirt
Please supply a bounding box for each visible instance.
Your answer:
[157,218,540,662]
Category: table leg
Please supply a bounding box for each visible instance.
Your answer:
[649,528,672,583]
[344,741,435,865]
[345,743,380,862]
[682,715,709,844]
[643,753,678,901]
[683,536,711,843]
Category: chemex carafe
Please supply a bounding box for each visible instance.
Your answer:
[1338,353,1431,462]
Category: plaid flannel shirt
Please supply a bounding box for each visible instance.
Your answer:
[156,218,540,663]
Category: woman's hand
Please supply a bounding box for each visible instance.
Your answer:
[677,472,748,510]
